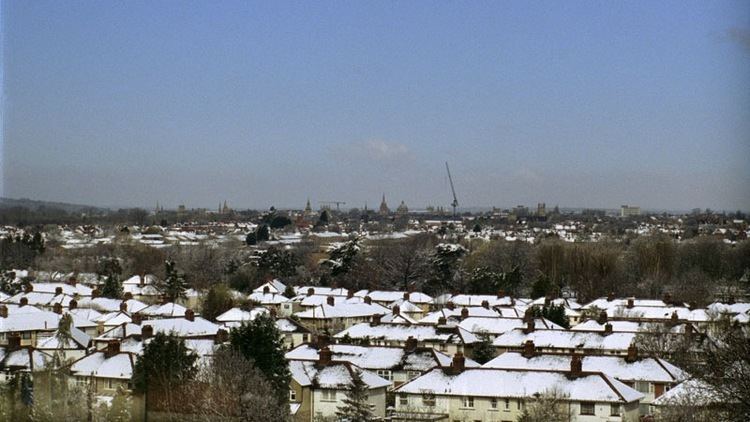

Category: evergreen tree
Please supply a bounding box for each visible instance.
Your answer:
[245,231,257,246]
[101,273,123,299]
[472,332,496,364]
[335,367,374,422]
[256,224,270,242]
[201,283,235,321]
[97,257,123,299]
[229,314,290,405]
[532,303,570,329]
[160,260,187,302]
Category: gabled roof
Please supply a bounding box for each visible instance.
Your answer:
[295,303,389,319]
[289,360,390,390]
[77,298,149,314]
[37,324,91,350]
[483,351,687,383]
[395,367,643,403]
[335,322,474,344]
[0,310,60,333]
[144,316,220,338]
[70,351,134,379]
[216,307,269,323]
[493,328,635,351]
[247,292,290,304]
[419,307,499,324]
[458,317,563,335]
[253,279,287,294]
[139,302,188,318]
[1,347,52,371]
[95,323,142,341]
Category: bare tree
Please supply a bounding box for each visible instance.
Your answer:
[516,387,571,422]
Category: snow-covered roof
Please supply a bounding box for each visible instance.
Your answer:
[295,303,389,319]
[247,292,290,305]
[354,290,433,304]
[395,367,643,403]
[139,302,188,318]
[288,360,390,390]
[96,323,142,341]
[294,295,363,307]
[253,279,287,294]
[483,351,687,383]
[335,323,474,344]
[70,351,134,379]
[493,329,636,351]
[143,317,220,338]
[37,324,91,350]
[0,310,60,333]
[216,307,269,323]
[77,298,149,314]
[1,348,52,371]
[30,282,93,297]
[651,379,721,407]
[294,286,350,297]
[459,317,563,335]
[419,307,499,324]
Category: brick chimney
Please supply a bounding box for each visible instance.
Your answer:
[669,311,678,325]
[460,307,469,320]
[92,288,100,298]
[481,300,489,309]
[497,289,505,298]
[263,286,270,294]
[523,319,536,334]
[544,296,551,306]
[347,290,354,299]
[105,340,121,358]
[139,272,145,287]
[23,283,33,293]
[363,296,372,305]
[326,296,335,306]
[685,324,694,337]
[131,313,143,325]
[607,292,615,302]
[370,313,381,326]
[663,292,672,305]
[67,276,77,287]
[728,296,736,305]
[307,287,315,296]
[215,328,229,344]
[603,323,613,336]
[597,311,608,325]
[69,299,78,310]
[141,324,154,340]
[119,301,128,313]
[0,305,7,318]
[392,304,400,315]
[123,292,133,300]
[446,302,455,310]
[269,307,277,318]
[55,286,63,295]
[318,346,332,366]
[53,303,63,314]
[522,340,535,358]
[7,333,21,351]
[405,336,418,352]
[625,345,638,363]
[403,292,410,301]
[19,297,28,307]
[316,334,330,349]
[523,308,533,323]
[437,316,447,326]
[626,298,634,309]
[569,354,583,379]
[450,352,466,374]
[185,309,195,322]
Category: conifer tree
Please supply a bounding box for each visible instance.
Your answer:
[161,260,187,302]
[229,314,290,405]
[133,333,197,410]
[335,367,374,422]
[97,257,123,298]
[472,332,496,364]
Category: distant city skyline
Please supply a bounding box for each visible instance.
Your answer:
[2,1,749,211]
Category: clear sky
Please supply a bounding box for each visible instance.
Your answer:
[2,1,749,211]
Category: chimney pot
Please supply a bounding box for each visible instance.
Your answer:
[481,300,489,309]
[460,307,469,320]
[363,296,372,305]
[185,308,195,322]
[403,292,410,301]
[55,286,63,295]
[307,287,315,296]
[123,292,133,300]
[19,297,28,307]
[69,299,78,310]
[326,296,335,306]
[450,352,466,374]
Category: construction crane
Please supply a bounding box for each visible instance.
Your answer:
[445,162,459,220]
[319,201,346,211]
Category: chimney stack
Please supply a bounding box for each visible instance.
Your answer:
[370,313,381,326]
[105,340,121,358]
[481,300,489,309]
[53,303,63,314]
[318,346,332,366]
[263,286,270,294]
[569,354,583,378]
[123,292,133,300]
[68,276,77,287]
[0,305,7,318]
[92,288,100,298]
[326,296,335,306]
[450,352,466,374]
[663,292,672,305]
[437,316,447,326]
[185,309,195,322]
[141,325,154,340]
[131,313,143,325]
[364,296,372,305]
[316,334,330,349]
[523,308,533,323]
[403,292,410,301]
[460,307,469,320]
[625,345,638,363]
[597,311,608,325]
[119,302,128,313]
[23,283,33,294]
[446,302,455,310]
[392,304,400,315]
[7,333,21,351]
[626,298,634,309]
[55,286,63,295]
[603,323,613,336]
[522,340,535,358]
[347,290,354,299]
[607,292,615,302]
[139,272,145,287]
[523,319,536,334]
[669,311,679,325]
[405,336,417,352]
[19,297,28,307]
[69,299,78,310]
[544,296,551,306]
[497,289,505,298]
[307,287,315,296]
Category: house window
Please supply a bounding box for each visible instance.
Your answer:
[107,379,114,389]
[399,394,408,406]
[289,389,297,401]
[321,390,336,402]
[302,334,309,343]
[635,381,650,393]
[490,397,498,409]
[580,402,595,415]
[376,370,393,381]
[610,404,621,416]
[407,371,421,380]
[422,393,436,407]
[462,396,474,408]
[504,398,510,410]
[21,332,31,339]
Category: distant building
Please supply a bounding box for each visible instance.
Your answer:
[396,200,409,215]
[536,202,546,217]
[621,205,641,217]
[379,194,390,215]
[513,205,529,217]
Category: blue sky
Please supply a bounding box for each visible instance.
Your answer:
[3,1,749,211]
